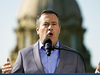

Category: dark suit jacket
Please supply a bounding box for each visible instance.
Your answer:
[12,40,85,73]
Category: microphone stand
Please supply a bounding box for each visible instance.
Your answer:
[52,46,86,72]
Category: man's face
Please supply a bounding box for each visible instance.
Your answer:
[36,13,61,45]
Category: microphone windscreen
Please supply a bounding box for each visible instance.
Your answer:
[43,38,52,46]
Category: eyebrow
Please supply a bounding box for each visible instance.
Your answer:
[52,22,57,23]
[44,22,49,23]
[44,21,57,23]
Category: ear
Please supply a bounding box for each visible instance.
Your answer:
[36,26,39,35]
[59,26,61,34]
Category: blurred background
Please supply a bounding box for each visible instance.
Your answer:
[0,0,100,73]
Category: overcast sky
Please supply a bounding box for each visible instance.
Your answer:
[0,0,100,69]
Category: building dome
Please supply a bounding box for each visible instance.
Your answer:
[53,0,82,19]
[52,0,82,28]
[17,0,49,19]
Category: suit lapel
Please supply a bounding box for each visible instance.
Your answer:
[55,42,67,73]
[32,41,67,73]
[32,41,45,73]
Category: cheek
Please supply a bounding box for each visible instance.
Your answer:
[56,28,60,35]
[40,28,47,34]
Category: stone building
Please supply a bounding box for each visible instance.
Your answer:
[10,0,95,72]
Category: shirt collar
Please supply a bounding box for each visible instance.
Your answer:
[39,39,59,50]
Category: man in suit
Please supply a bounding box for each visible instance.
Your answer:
[2,10,85,73]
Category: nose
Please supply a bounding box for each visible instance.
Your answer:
[48,25,53,30]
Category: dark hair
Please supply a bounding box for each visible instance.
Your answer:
[36,10,60,26]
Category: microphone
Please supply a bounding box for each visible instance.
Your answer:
[43,38,52,56]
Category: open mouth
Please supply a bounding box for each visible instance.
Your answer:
[48,33,53,36]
